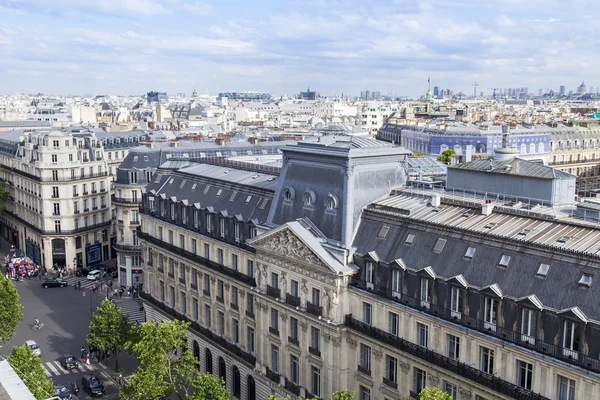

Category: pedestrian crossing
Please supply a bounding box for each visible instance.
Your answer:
[60,276,114,291]
[43,360,107,377]
[114,298,146,324]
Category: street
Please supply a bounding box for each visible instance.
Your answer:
[2,274,137,399]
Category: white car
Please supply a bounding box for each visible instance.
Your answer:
[25,340,41,356]
[87,270,101,281]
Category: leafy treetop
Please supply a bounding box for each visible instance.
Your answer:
[7,344,55,400]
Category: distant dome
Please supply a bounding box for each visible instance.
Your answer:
[580,81,586,88]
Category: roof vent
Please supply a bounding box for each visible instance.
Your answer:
[433,238,447,254]
[557,236,570,243]
[377,226,390,239]
[498,255,511,268]
[405,234,415,246]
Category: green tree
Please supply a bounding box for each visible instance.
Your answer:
[0,182,9,210]
[419,387,453,400]
[0,274,23,343]
[86,299,132,371]
[266,389,355,400]
[437,149,455,164]
[122,320,230,400]
[6,344,55,400]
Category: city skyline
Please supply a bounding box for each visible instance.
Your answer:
[0,0,597,97]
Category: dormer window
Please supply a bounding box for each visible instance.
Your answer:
[365,261,375,290]
[464,247,476,260]
[483,297,498,332]
[377,226,390,239]
[283,187,294,202]
[536,263,550,278]
[578,274,593,287]
[498,255,511,268]
[562,320,581,360]
[325,194,338,211]
[303,191,315,207]
[419,278,431,309]
[433,238,447,254]
[521,308,536,345]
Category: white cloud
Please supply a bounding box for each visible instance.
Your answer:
[182,1,212,15]
[496,15,516,27]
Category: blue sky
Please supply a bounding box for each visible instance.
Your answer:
[0,0,595,97]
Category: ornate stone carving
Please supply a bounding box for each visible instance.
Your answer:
[280,312,288,322]
[346,337,357,349]
[223,282,230,291]
[399,361,409,374]
[300,321,308,332]
[210,276,216,284]
[331,337,342,347]
[280,272,287,296]
[301,279,308,294]
[259,230,321,265]
[458,388,471,400]
[373,350,382,361]
[323,333,331,342]
[427,374,439,387]
[323,287,332,319]
[331,290,339,321]
[239,289,245,298]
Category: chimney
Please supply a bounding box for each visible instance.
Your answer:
[430,194,441,207]
[170,140,178,147]
[482,200,494,216]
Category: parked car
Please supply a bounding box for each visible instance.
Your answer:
[81,374,105,397]
[75,268,90,277]
[87,270,101,281]
[42,278,67,288]
[54,385,72,400]
[25,340,41,356]
[59,354,79,370]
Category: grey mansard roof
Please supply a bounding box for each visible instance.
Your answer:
[449,157,576,180]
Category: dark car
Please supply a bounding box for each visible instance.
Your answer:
[42,278,67,288]
[54,385,72,400]
[81,374,105,397]
[75,268,90,277]
[59,354,79,370]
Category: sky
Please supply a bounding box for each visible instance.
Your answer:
[0,0,596,97]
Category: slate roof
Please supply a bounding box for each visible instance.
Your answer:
[448,157,575,180]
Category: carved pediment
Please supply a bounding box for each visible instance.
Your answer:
[253,228,322,267]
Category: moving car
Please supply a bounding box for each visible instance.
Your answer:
[25,340,41,356]
[42,278,67,288]
[87,270,101,281]
[53,385,72,400]
[59,354,79,370]
[81,374,105,397]
[75,268,90,277]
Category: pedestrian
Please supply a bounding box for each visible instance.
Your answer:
[74,282,77,290]
[119,289,122,298]
[92,284,95,293]
[78,280,81,289]
[80,346,85,359]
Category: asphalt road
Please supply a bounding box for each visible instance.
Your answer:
[2,276,133,399]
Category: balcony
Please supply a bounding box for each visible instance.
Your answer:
[269,327,279,337]
[74,210,80,214]
[113,243,141,252]
[83,192,89,196]
[157,266,164,273]
[91,190,97,194]
[245,310,254,319]
[350,279,600,374]
[73,192,79,197]
[357,365,371,377]
[284,378,300,396]
[266,368,280,384]
[288,336,299,347]
[266,285,281,299]
[285,293,301,307]
[168,272,175,279]
[345,314,549,400]
[216,296,224,304]
[308,346,321,358]
[112,195,142,205]
[190,284,198,291]
[179,278,186,285]
[130,220,140,226]
[140,291,256,367]
[3,210,111,235]
[306,302,322,317]
[383,377,398,390]
[230,303,239,311]
[203,289,211,297]
[138,231,256,287]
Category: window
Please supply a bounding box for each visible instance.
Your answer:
[54,221,61,233]
[179,234,185,249]
[557,375,576,400]
[385,355,398,384]
[271,272,279,289]
[159,281,165,301]
[388,312,399,336]
[417,323,428,348]
[450,286,463,318]
[73,185,77,196]
[169,286,175,307]
[359,343,371,373]
[234,223,240,242]
[465,247,476,259]
[179,263,186,283]
[563,320,581,359]
[217,248,223,264]
[168,230,173,244]
[579,273,593,287]
[498,254,511,268]
[517,360,533,390]
[271,345,279,373]
[365,261,375,289]
[448,334,460,360]
[51,154,58,163]
[247,260,254,278]
[231,254,238,271]
[363,302,372,325]
[247,327,255,353]
[290,355,299,384]
[203,275,211,296]
[192,298,198,320]
[310,327,320,355]
[484,297,498,331]
[191,239,197,255]
[480,347,494,374]
[270,308,279,334]
[53,203,60,215]
[391,269,401,297]
[231,286,238,307]
[359,386,370,400]
[420,277,431,308]
[290,279,299,297]
[204,304,211,328]
[217,280,224,300]
[433,238,447,253]
[180,292,187,314]
[377,225,390,239]
[537,263,550,277]
[444,382,457,399]
[218,311,225,335]
[206,214,212,232]
[204,243,210,260]
[311,366,321,397]
[413,368,427,395]
[246,293,254,316]
[52,187,59,197]
[219,218,225,238]
[289,317,299,343]
[521,308,536,344]
[311,288,320,306]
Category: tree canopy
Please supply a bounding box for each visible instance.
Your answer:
[86,298,132,370]
[418,387,453,400]
[0,274,23,343]
[437,149,455,163]
[7,345,55,400]
[122,320,229,400]
[0,182,9,211]
[266,390,355,400]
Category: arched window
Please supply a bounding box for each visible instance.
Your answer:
[232,366,241,398]
[246,376,256,400]
[529,143,536,154]
[205,349,213,375]
[538,142,545,153]
[193,341,200,371]
[218,357,226,383]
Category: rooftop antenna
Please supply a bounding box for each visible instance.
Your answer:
[470,82,479,99]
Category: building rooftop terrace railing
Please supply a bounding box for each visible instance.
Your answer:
[3,210,111,235]
[0,165,108,183]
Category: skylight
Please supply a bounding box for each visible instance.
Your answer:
[484,222,497,229]
[498,255,511,268]
[203,185,211,195]
[191,183,197,191]
[245,195,252,204]
[579,274,593,287]
[557,236,570,243]
[518,229,532,236]
[229,191,238,202]
[464,247,476,260]
[377,226,390,239]
[216,189,223,197]
[405,234,415,246]
[536,263,550,277]
[433,238,447,254]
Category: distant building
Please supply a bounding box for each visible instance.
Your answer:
[299,87,318,100]
[218,92,271,101]
[433,86,439,97]
[578,82,587,95]
[147,91,168,103]
[560,85,566,96]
